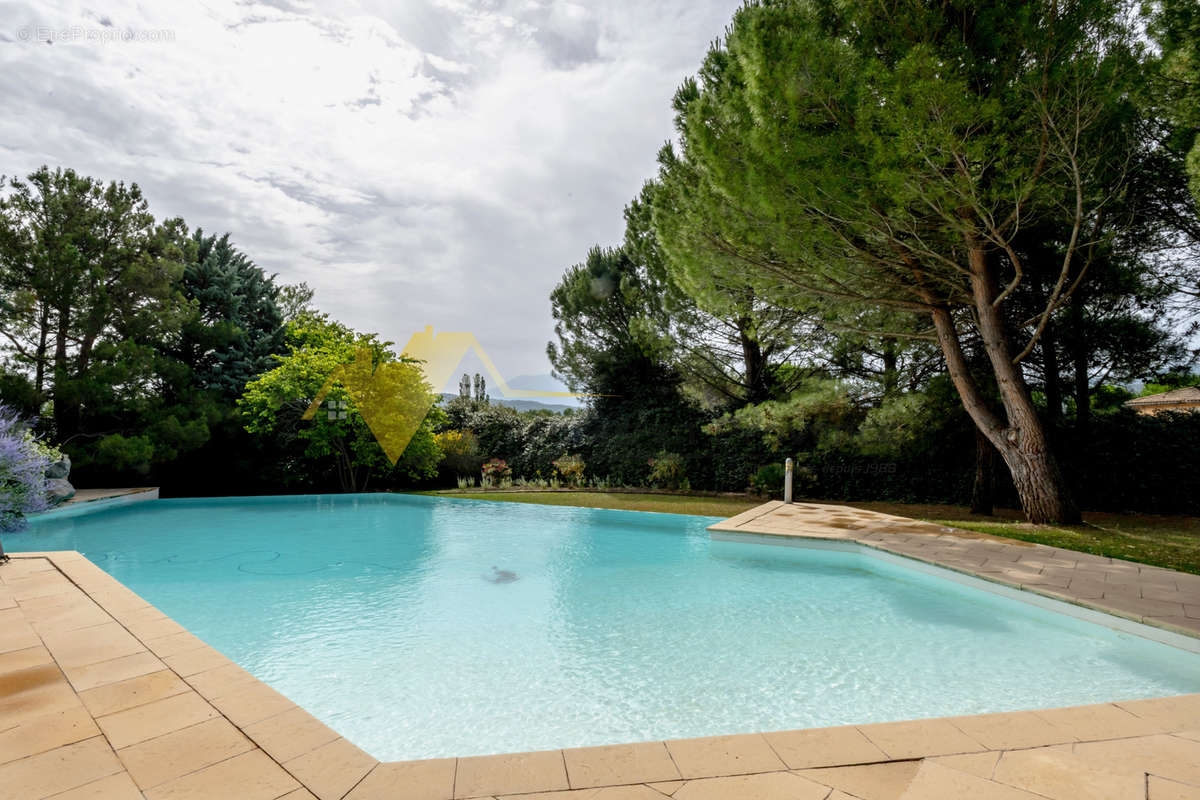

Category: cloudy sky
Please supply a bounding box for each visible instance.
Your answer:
[0,0,739,391]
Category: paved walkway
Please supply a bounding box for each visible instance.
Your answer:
[711,501,1200,638]
[2,501,1199,799]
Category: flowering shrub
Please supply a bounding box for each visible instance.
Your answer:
[435,429,481,477]
[647,451,687,490]
[0,405,55,532]
[551,453,586,487]
[480,457,511,487]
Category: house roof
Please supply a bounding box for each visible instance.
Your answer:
[1125,386,1200,407]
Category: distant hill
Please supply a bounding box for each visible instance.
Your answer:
[438,394,578,414]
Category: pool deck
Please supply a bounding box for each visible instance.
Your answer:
[2,501,1200,799]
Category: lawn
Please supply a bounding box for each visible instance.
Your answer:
[421,489,1200,575]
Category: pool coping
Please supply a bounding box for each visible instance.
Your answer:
[710,501,1200,643]
[28,487,160,520]
[2,502,1200,798]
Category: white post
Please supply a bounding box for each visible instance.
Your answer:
[784,458,794,504]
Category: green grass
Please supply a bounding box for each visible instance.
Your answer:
[843,501,1200,575]
[419,489,1200,575]
[415,489,762,518]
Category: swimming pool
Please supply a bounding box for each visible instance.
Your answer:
[12,494,1200,760]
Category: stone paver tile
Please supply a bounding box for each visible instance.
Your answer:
[856,718,985,759]
[500,787,661,800]
[1073,734,1200,786]
[41,624,146,670]
[283,737,376,800]
[594,789,674,800]
[455,749,569,797]
[183,662,259,701]
[0,736,123,799]
[994,746,1146,799]
[664,734,785,779]
[1143,587,1196,604]
[1148,775,1200,799]
[0,704,99,764]
[277,790,319,800]
[47,770,144,799]
[897,762,1044,800]
[145,748,300,800]
[672,771,829,800]
[563,741,680,788]
[0,619,42,654]
[1034,702,1159,741]
[96,691,219,749]
[118,716,255,790]
[344,759,456,800]
[1100,595,1187,620]
[0,644,53,675]
[763,724,888,769]
[946,710,1073,750]
[162,646,232,678]
[1147,616,1200,636]
[797,761,922,800]
[0,664,83,726]
[19,593,112,634]
[143,632,207,659]
[647,780,685,796]
[243,706,341,763]
[64,651,166,693]
[4,569,76,601]
[1116,695,1200,733]
[122,616,186,642]
[209,681,296,728]
[928,751,1000,779]
[79,669,191,718]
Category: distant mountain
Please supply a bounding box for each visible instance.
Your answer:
[438,394,578,414]
[505,373,584,407]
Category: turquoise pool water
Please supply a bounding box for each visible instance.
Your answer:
[12,494,1200,760]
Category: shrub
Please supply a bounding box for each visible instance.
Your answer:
[481,457,511,487]
[647,451,687,490]
[751,463,785,498]
[552,453,586,487]
[0,405,54,532]
[436,429,481,477]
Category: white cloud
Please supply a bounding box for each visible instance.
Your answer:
[0,0,740,383]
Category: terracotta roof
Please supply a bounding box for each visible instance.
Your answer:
[1125,386,1200,406]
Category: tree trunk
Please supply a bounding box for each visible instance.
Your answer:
[967,249,1079,524]
[738,317,770,404]
[881,338,899,398]
[33,303,50,396]
[1070,292,1090,436]
[1042,323,1062,428]
[51,307,80,441]
[922,246,1081,524]
[969,428,995,515]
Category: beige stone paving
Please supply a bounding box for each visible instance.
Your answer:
[710,501,1200,637]
[3,498,1200,799]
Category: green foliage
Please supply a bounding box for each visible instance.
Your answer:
[239,313,441,490]
[704,380,860,452]
[1153,0,1200,207]
[750,463,784,498]
[175,230,285,402]
[646,451,686,491]
[435,429,481,478]
[552,453,586,487]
